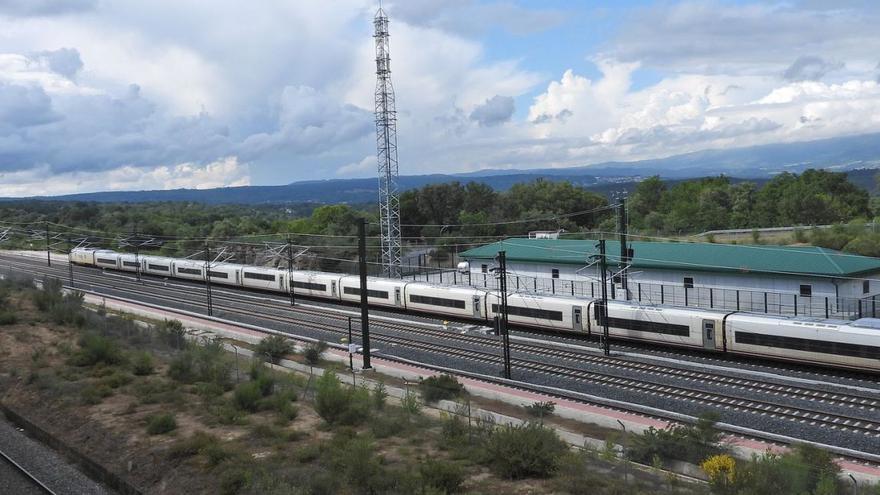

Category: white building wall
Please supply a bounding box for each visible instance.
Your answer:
[462,258,880,318]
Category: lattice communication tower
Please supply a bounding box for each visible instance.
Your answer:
[374,7,402,278]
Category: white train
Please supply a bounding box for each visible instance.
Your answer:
[70,248,880,373]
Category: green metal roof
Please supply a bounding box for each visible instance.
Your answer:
[460,239,880,277]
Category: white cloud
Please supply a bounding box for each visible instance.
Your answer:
[335,155,374,177]
[0,157,250,197]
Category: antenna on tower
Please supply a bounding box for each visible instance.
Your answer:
[374,5,402,278]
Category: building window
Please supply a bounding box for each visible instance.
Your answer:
[864,280,871,294]
[481,264,488,274]
[800,284,812,297]
[683,277,694,289]
[551,269,559,279]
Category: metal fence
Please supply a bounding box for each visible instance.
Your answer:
[404,269,877,320]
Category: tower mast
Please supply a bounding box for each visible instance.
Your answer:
[374,6,402,278]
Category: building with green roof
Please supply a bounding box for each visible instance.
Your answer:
[457,238,880,318]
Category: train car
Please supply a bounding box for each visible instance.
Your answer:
[117,253,143,273]
[141,256,174,277]
[171,259,205,281]
[725,313,880,371]
[403,283,489,319]
[206,263,242,287]
[487,293,588,332]
[94,251,121,270]
[338,275,405,308]
[241,266,287,293]
[69,248,99,266]
[600,301,728,351]
[290,271,342,299]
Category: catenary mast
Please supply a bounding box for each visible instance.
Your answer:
[374,6,402,278]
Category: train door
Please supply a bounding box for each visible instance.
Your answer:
[279,275,285,292]
[573,307,583,332]
[235,270,240,285]
[702,320,716,350]
[394,287,402,306]
[331,280,337,297]
[473,296,481,318]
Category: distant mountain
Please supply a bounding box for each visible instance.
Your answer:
[6,132,880,204]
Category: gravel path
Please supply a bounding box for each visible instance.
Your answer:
[0,455,46,495]
[0,417,113,495]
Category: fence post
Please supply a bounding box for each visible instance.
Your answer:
[709,288,714,309]
[858,299,863,318]
[764,292,768,313]
[661,285,665,304]
[873,296,876,318]
[591,283,595,297]
[684,287,689,306]
[794,294,797,316]
[736,290,740,311]
[638,283,642,301]
[552,279,555,294]
[571,283,574,296]
[483,274,487,288]
[534,279,537,292]
[440,270,443,284]
[516,277,520,290]
[825,297,829,319]
[454,271,457,285]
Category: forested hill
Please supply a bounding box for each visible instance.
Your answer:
[7,132,880,204]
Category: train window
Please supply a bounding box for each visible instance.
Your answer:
[410,294,466,309]
[551,269,559,279]
[207,270,228,279]
[598,315,690,337]
[97,258,116,264]
[736,331,880,360]
[292,281,327,291]
[864,280,870,294]
[343,287,389,299]
[177,267,202,275]
[243,272,275,282]
[122,261,139,268]
[481,264,488,273]
[683,277,694,289]
[491,304,563,321]
[148,264,169,271]
[799,284,812,297]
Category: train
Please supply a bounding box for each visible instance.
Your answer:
[69,248,880,372]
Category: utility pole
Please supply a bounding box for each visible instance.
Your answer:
[496,250,512,379]
[204,242,213,317]
[617,196,629,299]
[358,218,372,370]
[597,240,610,356]
[45,223,51,267]
[134,227,141,282]
[287,235,295,307]
[67,236,74,288]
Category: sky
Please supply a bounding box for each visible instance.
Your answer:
[1,0,880,196]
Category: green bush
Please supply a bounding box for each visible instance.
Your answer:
[627,414,722,465]
[727,445,844,495]
[255,335,293,364]
[80,383,113,405]
[419,459,465,494]
[303,340,328,366]
[131,352,154,376]
[70,333,125,367]
[146,412,177,435]
[158,319,187,349]
[169,431,220,459]
[314,371,371,426]
[0,310,18,325]
[482,422,568,479]
[524,400,555,420]
[233,382,263,412]
[167,340,232,388]
[419,374,465,403]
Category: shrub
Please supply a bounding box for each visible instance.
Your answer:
[0,310,17,325]
[158,319,187,349]
[303,340,328,366]
[70,333,125,367]
[372,381,388,410]
[270,390,299,422]
[80,383,113,405]
[482,422,568,479]
[169,431,220,459]
[132,352,154,376]
[314,371,371,426]
[233,382,263,412]
[401,389,422,416]
[167,340,232,388]
[419,374,465,403]
[729,447,844,495]
[255,335,293,364]
[524,400,555,420]
[146,412,177,435]
[419,459,465,494]
[627,414,722,465]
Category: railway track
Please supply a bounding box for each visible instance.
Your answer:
[0,447,57,495]
[4,254,880,439]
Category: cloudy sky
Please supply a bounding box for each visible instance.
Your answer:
[1,0,879,196]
